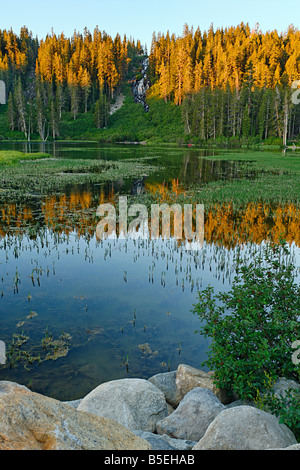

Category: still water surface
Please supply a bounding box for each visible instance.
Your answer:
[0,142,299,400]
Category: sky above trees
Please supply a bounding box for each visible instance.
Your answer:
[1,0,299,51]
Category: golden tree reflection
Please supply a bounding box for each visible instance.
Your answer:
[0,185,299,247]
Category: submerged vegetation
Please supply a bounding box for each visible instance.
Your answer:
[0,146,299,206]
[7,327,72,371]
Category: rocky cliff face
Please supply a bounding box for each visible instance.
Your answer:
[131,58,150,112]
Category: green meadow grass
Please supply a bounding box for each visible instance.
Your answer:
[0,150,50,166]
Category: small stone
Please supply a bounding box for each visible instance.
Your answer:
[148,370,180,408]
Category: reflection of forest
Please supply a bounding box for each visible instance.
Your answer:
[144,152,256,186]
[0,182,299,247]
[178,154,256,184]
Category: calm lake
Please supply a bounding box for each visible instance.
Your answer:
[0,142,299,401]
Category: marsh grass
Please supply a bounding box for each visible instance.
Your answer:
[0,153,160,197]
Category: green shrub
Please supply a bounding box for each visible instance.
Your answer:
[255,381,300,441]
[193,240,300,402]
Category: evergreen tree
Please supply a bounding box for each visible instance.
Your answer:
[15,76,27,138]
[35,82,47,141]
[49,96,59,139]
[94,92,109,129]
[7,91,15,130]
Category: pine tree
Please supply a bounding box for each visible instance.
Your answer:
[7,91,15,130]
[78,66,91,112]
[181,94,192,133]
[15,76,27,138]
[258,88,275,139]
[55,82,64,119]
[158,62,171,102]
[94,92,109,129]
[35,83,47,141]
[49,96,59,139]
[70,84,79,119]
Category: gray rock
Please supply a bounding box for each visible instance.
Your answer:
[271,377,300,400]
[167,403,175,415]
[156,387,225,442]
[148,371,180,408]
[133,430,196,450]
[63,399,83,408]
[77,378,167,432]
[132,431,176,450]
[0,380,30,394]
[175,363,230,404]
[193,405,297,450]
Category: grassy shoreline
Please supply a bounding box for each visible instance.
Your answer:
[0,150,51,166]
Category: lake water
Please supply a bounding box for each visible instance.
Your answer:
[0,142,299,400]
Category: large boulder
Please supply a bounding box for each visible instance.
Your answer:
[77,378,168,432]
[193,405,297,450]
[175,364,229,404]
[156,387,225,442]
[0,381,152,450]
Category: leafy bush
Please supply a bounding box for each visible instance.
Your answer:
[193,240,300,402]
[255,381,300,441]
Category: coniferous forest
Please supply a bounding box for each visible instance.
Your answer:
[1,23,300,144]
[0,26,143,140]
